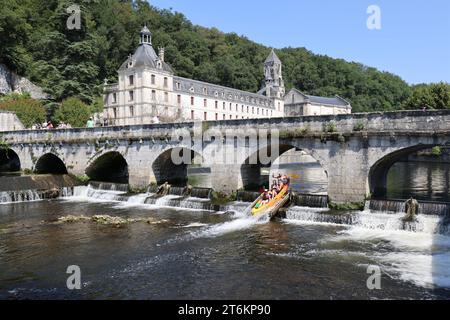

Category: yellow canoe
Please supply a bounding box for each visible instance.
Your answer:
[251,186,289,217]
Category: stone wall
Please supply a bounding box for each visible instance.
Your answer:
[2,110,450,204]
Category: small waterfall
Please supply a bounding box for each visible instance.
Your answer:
[71,186,214,210]
[0,187,74,204]
[190,188,213,199]
[73,186,125,202]
[285,206,450,235]
[286,207,353,225]
[168,187,185,196]
[89,181,129,192]
[291,193,328,208]
[370,199,450,216]
[145,194,213,210]
[0,190,41,204]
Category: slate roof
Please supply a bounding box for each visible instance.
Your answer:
[173,76,274,108]
[265,49,281,64]
[119,43,173,73]
[307,95,349,107]
[287,88,351,108]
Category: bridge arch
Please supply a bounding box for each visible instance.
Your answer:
[369,144,440,199]
[151,147,208,186]
[0,148,20,174]
[240,143,328,193]
[34,153,68,175]
[85,151,129,184]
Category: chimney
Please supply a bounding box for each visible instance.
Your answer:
[158,47,165,62]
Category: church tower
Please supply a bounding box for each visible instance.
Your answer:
[263,49,285,99]
[140,25,152,45]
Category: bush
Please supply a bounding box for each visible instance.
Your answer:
[54,97,92,128]
[353,121,365,132]
[0,93,46,128]
[431,146,442,157]
[323,121,337,133]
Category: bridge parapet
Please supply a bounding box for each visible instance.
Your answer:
[2,110,450,144]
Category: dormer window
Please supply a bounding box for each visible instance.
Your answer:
[128,60,133,68]
[203,87,207,95]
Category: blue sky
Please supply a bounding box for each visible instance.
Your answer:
[149,0,450,85]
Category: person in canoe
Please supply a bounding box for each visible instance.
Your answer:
[255,189,269,209]
[251,173,291,216]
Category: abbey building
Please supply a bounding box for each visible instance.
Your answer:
[103,27,351,125]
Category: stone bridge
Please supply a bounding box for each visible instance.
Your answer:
[2,110,450,204]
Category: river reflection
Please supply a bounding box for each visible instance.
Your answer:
[387,162,450,202]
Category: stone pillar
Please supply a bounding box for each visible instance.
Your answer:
[209,164,244,194]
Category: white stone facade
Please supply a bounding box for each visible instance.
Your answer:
[284,88,352,116]
[103,27,285,125]
[103,27,351,125]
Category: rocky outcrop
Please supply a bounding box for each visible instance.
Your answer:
[0,63,49,99]
[57,215,169,226]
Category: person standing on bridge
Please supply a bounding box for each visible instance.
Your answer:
[86,117,95,128]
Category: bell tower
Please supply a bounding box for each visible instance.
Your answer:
[140,25,152,45]
[264,49,285,99]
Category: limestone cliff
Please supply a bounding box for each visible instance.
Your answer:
[0,63,49,99]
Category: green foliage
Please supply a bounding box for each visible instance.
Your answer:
[0,93,46,127]
[0,135,10,151]
[69,174,90,185]
[329,202,365,211]
[353,121,365,132]
[54,97,92,128]
[90,96,104,114]
[431,146,442,157]
[1,0,445,113]
[323,121,337,133]
[402,82,450,110]
[211,191,237,205]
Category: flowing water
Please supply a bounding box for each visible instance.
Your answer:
[0,186,450,300]
[1,159,450,299]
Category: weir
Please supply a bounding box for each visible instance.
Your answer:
[369,199,450,216]
[285,206,450,235]
[0,187,73,204]
[237,190,328,208]
[88,181,129,193]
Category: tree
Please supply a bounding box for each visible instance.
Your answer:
[0,93,46,127]
[1,0,441,114]
[54,97,92,128]
[403,82,450,110]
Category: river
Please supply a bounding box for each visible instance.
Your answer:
[0,189,449,299]
[1,159,450,300]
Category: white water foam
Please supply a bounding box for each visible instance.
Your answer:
[284,206,450,289]
[333,227,450,289]
[65,186,125,203]
[181,223,209,228]
[191,212,268,239]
